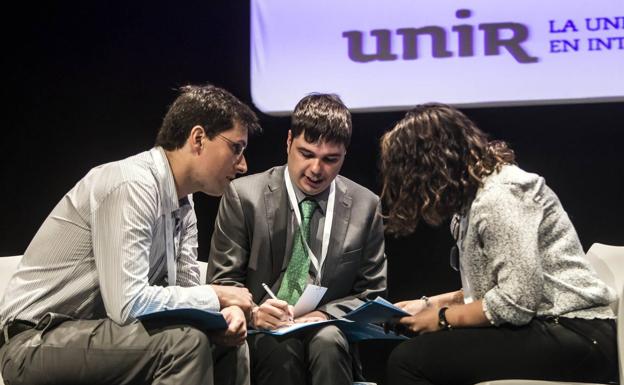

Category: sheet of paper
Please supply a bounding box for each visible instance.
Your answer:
[374,296,394,307]
[293,284,327,317]
[248,318,352,336]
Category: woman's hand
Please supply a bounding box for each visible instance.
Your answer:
[395,298,429,316]
[397,306,441,335]
[397,300,491,335]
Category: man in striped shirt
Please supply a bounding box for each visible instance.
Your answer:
[0,85,260,385]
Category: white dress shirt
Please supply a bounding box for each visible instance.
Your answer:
[0,147,219,327]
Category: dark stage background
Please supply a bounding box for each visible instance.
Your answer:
[1,2,623,382]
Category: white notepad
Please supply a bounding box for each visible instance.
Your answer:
[293,284,327,317]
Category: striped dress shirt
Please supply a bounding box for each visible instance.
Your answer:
[0,147,219,328]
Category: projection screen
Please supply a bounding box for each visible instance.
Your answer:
[250,0,624,115]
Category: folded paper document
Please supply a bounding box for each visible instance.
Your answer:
[137,308,227,331]
[248,318,352,336]
[344,296,410,324]
[293,284,327,317]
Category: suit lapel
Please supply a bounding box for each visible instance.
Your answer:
[265,166,289,282]
[320,177,351,287]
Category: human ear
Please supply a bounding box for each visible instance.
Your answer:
[189,125,205,153]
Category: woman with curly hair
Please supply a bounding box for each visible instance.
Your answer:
[381,103,617,385]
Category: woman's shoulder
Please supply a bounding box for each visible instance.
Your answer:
[472,165,546,212]
[484,164,542,188]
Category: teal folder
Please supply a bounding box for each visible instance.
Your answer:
[137,308,228,331]
[344,296,410,324]
[340,321,407,342]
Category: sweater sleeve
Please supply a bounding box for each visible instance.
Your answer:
[475,183,545,326]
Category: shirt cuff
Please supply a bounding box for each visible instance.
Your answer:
[178,284,220,312]
[199,284,220,311]
[482,299,496,325]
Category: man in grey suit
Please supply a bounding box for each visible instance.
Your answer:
[206,94,387,385]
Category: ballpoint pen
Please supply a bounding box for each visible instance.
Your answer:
[261,283,278,300]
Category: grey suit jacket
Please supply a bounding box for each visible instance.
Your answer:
[206,165,387,318]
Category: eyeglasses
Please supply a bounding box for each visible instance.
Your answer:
[216,134,246,158]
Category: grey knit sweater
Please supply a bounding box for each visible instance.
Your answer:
[454,165,615,326]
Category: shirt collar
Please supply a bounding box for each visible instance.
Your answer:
[153,146,183,213]
[290,175,330,215]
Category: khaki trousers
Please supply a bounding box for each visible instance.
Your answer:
[0,317,249,385]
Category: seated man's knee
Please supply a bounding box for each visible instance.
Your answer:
[250,335,306,382]
[308,325,349,357]
[235,341,249,362]
[156,325,212,361]
[250,335,305,367]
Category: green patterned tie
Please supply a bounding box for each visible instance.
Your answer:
[277,199,318,305]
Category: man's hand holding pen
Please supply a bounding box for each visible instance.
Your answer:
[252,299,295,330]
[251,282,295,330]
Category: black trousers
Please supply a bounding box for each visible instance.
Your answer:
[387,317,618,385]
[248,325,353,385]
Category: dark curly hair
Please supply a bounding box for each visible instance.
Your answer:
[380,103,515,236]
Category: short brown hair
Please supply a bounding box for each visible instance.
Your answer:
[291,93,351,148]
[156,84,260,150]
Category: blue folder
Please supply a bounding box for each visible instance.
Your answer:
[340,322,407,342]
[344,296,410,324]
[137,308,228,331]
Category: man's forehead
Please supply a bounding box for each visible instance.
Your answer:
[225,121,248,141]
[293,135,345,154]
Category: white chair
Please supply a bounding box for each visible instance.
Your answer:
[0,255,23,385]
[198,260,208,285]
[475,243,624,385]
